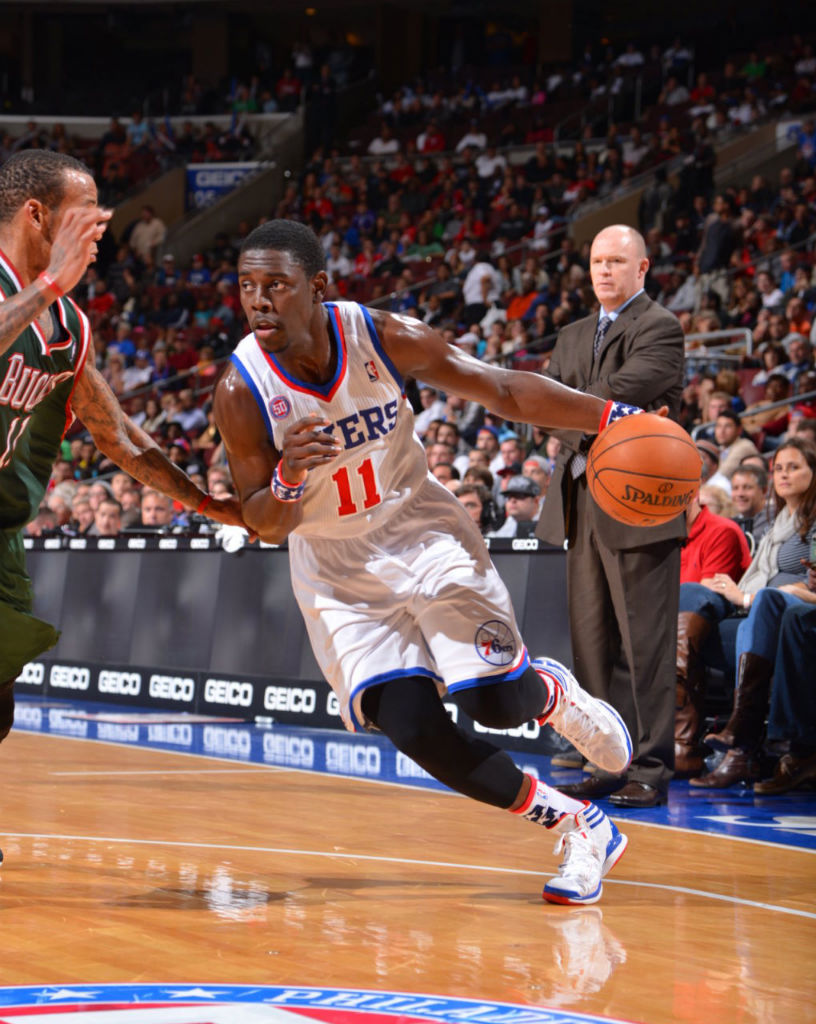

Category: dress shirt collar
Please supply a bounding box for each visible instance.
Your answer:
[600,288,645,322]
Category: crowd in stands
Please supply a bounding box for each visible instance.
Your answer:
[16,31,816,796]
[0,113,261,207]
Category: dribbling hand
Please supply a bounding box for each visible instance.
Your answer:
[46,205,113,296]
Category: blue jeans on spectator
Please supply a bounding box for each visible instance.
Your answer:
[735,587,803,664]
[678,582,741,681]
[766,602,816,754]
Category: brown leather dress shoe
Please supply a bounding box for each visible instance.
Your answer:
[556,775,625,800]
[754,752,816,795]
[689,748,760,789]
[608,781,667,808]
[674,742,705,778]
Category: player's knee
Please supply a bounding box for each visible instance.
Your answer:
[0,679,15,744]
[384,715,444,762]
[457,667,547,730]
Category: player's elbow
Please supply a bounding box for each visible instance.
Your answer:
[243,501,298,546]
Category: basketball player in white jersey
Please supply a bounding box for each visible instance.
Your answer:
[215,221,645,905]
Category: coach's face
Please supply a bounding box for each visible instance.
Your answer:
[238,248,327,354]
[590,226,649,312]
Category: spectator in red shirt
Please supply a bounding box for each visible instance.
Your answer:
[167,331,198,377]
[86,278,117,328]
[417,119,446,154]
[353,238,380,278]
[690,72,716,105]
[303,186,334,224]
[681,493,752,585]
[676,492,752,775]
[276,68,302,112]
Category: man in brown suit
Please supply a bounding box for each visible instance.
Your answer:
[536,224,686,807]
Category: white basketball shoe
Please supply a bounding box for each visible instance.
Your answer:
[543,803,628,905]
[532,656,632,775]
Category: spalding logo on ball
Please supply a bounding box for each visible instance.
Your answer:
[588,413,700,527]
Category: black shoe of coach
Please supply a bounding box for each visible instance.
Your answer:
[557,775,626,800]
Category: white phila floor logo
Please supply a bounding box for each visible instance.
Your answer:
[0,984,630,1024]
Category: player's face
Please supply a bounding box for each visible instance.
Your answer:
[590,229,648,311]
[238,248,326,352]
[43,170,102,264]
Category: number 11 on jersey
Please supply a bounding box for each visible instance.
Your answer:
[331,458,382,516]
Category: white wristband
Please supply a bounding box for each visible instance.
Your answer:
[742,593,751,610]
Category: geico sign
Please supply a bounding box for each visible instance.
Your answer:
[192,168,251,188]
[262,733,315,767]
[263,686,316,714]
[203,725,251,756]
[326,692,341,717]
[98,670,142,696]
[326,741,381,776]
[204,678,254,707]
[18,662,44,686]
[15,705,42,728]
[147,724,193,746]
[472,718,541,740]
[50,664,90,690]
[149,675,195,702]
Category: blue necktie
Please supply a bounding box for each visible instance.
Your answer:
[593,314,613,357]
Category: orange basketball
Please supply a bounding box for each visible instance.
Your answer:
[587,413,700,527]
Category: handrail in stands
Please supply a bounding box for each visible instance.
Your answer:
[690,388,816,439]
[685,328,754,355]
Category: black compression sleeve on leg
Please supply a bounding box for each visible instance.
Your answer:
[454,665,549,730]
[361,676,524,808]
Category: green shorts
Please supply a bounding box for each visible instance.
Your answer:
[0,529,60,681]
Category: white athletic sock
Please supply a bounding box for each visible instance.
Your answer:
[510,773,586,828]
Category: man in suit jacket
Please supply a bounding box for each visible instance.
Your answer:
[536,224,686,807]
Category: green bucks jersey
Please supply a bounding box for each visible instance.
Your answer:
[0,249,91,531]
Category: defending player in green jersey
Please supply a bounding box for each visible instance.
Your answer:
[0,150,246,754]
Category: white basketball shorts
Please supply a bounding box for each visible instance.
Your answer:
[288,477,529,731]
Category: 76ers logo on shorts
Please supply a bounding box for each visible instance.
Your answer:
[474,620,516,666]
[269,395,291,420]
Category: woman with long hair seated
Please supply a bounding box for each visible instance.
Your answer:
[687,436,816,787]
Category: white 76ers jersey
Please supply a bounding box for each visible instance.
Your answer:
[230,301,429,539]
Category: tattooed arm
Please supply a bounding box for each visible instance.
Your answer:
[72,337,246,527]
[0,205,112,359]
[0,279,59,359]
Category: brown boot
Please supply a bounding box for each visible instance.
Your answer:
[675,612,710,777]
[754,752,816,795]
[689,747,761,788]
[704,653,773,752]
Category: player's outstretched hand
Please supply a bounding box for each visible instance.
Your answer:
[46,205,112,295]
[280,414,342,483]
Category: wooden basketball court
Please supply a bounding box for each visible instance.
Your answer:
[0,715,814,1024]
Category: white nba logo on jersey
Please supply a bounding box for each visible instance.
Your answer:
[365,360,379,382]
